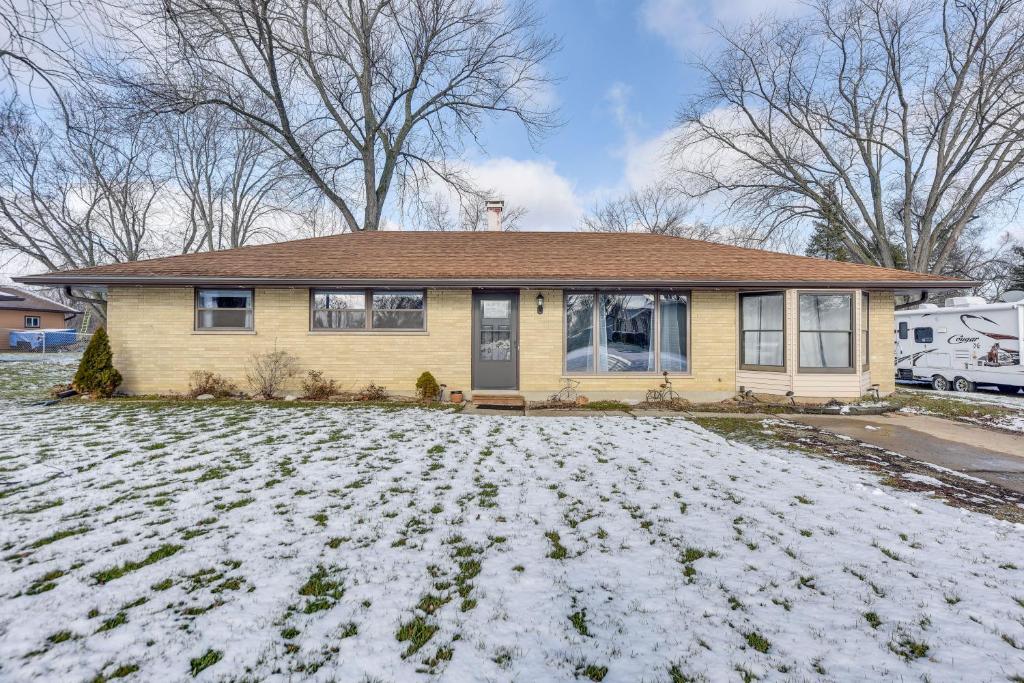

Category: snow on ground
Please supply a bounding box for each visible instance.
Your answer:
[2,362,1024,682]
[899,386,1024,433]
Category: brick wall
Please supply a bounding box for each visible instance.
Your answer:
[106,285,896,399]
[107,286,472,395]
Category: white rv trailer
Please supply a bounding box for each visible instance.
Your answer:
[894,296,1024,393]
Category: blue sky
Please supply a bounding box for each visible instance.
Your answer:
[454,0,798,230]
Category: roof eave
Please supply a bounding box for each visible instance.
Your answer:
[13,274,980,290]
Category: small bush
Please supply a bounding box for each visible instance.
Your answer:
[73,327,123,397]
[359,383,388,401]
[415,371,440,401]
[246,349,299,399]
[188,370,237,398]
[302,370,338,400]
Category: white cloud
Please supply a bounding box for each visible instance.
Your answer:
[640,0,803,55]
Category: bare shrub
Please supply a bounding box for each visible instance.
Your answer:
[188,370,238,398]
[358,383,388,401]
[246,349,300,399]
[302,370,338,400]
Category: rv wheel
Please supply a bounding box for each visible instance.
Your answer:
[952,377,975,393]
[996,384,1021,395]
[931,375,951,391]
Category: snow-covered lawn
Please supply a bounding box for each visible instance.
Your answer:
[896,386,1024,433]
[2,361,1024,682]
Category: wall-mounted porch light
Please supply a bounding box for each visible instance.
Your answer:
[536,293,544,314]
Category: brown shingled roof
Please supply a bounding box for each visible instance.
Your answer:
[0,286,80,313]
[14,231,971,288]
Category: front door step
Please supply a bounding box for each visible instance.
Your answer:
[471,393,526,409]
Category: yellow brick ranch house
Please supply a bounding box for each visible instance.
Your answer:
[17,231,967,401]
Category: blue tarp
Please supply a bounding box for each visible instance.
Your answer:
[8,329,76,350]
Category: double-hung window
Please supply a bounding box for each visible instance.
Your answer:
[739,292,785,370]
[798,293,853,370]
[564,291,688,374]
[24,316,41,329]
[195,289,253,331]
[311,290,425,331]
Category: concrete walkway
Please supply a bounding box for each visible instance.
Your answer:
[785,413,1024,493]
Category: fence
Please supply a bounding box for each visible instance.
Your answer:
[7,330,92,354]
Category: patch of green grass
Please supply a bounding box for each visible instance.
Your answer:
[569,610,590,637]
[668,664,696,683]
[281,627,299,639]
[340,622,358,638]
[96,612,127,633]
[585,401,632,411]
[189,649,222,677]
[576,663,609,681]
[396,616,438,657]
[298,565,343,613]
[545,531,568,560]
[47,630,75,644]
[416,594,449,615]
[745,631,771,653]
[27,568,65,595]
[91,663,140,682]
[29,526,90,549]
[864,611,882,629]
[889,634,929,660]
[92,544,183,584]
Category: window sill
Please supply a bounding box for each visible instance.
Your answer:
[796,367,857,375]
[308,330,428,336]
[563,372,693,379]
[739,365,787,373]
[192,330,256,335]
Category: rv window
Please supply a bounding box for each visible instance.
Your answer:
[914,327,933,344]
[898,321,908,340]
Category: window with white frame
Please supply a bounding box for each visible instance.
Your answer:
[24,316,41,329]
[739,292,785,370]
[564,291,688,374]
[195,289,253,330]
[798,293,853,370]
[311,290,425,331]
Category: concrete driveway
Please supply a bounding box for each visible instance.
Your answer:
[787,413,1024,493]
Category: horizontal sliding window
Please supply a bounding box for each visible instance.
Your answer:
[312,291,365,330]
[799,293,853,370]
[740,292,785,369]
[565,291,688,374]
[372,291,425,329]
[311,290,425,331]
[196,289,253,330]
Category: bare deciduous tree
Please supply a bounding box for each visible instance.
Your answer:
[164,108,301,252]
[1,0,82,113]
[0,101,163,314]
[676,0,1024,274]
[115,0,559,232]
[580,183,718,240]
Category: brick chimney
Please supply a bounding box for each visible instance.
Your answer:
[485,199,505,231]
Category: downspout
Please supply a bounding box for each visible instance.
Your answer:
[895,290,929,310]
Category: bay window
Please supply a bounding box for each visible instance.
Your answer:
[195,289,253,330]
[565,291,688,374]
[798,293,853,370]
[739,292,785,370]
[311,290,425,331]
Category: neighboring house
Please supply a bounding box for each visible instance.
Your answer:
[0,287,80,351]
[15,228,970,399]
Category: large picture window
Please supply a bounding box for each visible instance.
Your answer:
[196,289,253,330]
[565,291,688,374]
[311,290,425,331]
[799,293,853,370]
[739,292,785,370]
